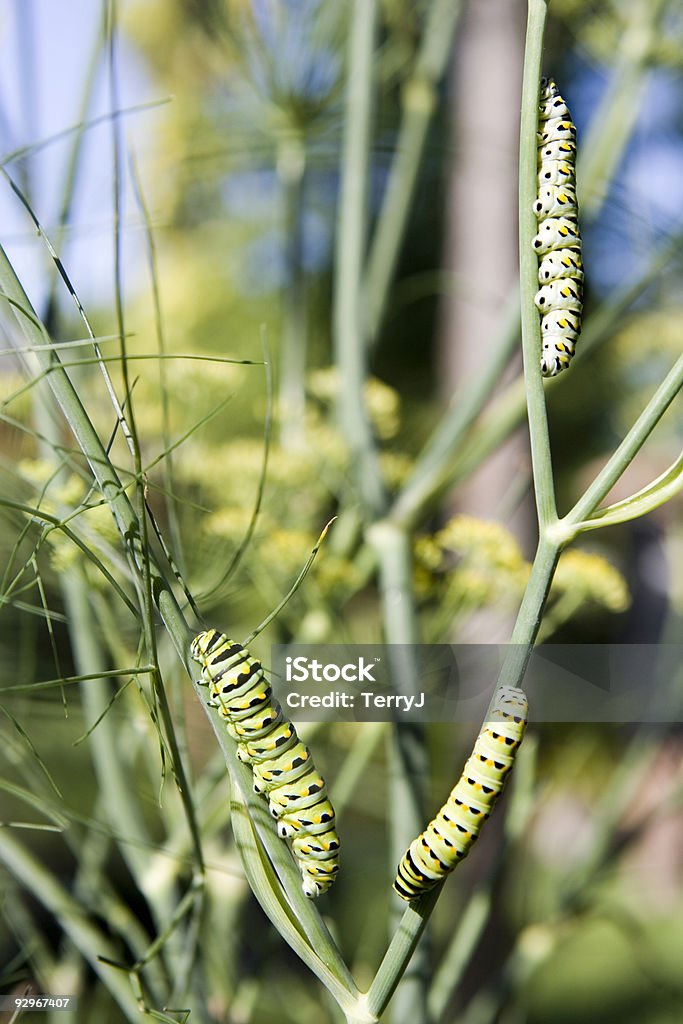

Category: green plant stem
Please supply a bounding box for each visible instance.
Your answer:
[70,797,169,1002]
[363,12,555,1014]
[333,0,386,518]
[365,887,441,1020]
[497,538,561,701]
[564,353,683,530]
[131,153,186,580]
[370,522,426,849]
[429,892,493,1016]
[278,132,308,448]
[576,449,683,531]
[63,570,192,1007]
[369,521,419,649]
[363,0,463,344]
[518,0,555,531]
[368,520,432,1023]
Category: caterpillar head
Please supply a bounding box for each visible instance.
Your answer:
[190,629,215,663]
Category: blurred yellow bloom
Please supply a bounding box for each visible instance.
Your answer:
[552,550,630,613]
[414,515,529,616]
[435,514,528,576]
[307,367,401,440]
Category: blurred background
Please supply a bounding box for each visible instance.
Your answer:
[0,1,682,1022]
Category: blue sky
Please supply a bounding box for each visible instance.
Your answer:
[0,0,156,316]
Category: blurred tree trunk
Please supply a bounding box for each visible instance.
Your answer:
[439,0,533,585]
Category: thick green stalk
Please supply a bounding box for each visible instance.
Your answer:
[365,887,441,1021]
[333,0,386,517]
[496,537,561,699]
[368,520,431,1023]
[363,0,463,344]
[480,0,560,707]
[278,132,308,448]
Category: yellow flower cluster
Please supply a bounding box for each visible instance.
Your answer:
[551,550,630,614]
[414,514,529,614]
[307,368,401,440]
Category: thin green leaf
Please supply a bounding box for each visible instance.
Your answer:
[0,598,68,623]
[0,707,64,798]
[72,674,137,746]
[243,517,337,646]
[230,781,363,1014]
[0,667,155,694]
[0,778,68,829]
[577,450,683,532]
[0,97,172,168]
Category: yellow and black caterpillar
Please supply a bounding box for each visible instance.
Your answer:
[190,629,340,897]
[394,686,528,901]
[533,77,583,377]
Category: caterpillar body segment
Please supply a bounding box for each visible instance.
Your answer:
[535,278,583,314]
[538,248,583,285]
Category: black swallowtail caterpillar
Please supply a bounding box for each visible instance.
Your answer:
[393,686,528,901]
[190,629,340,898]
[533,77,583,377]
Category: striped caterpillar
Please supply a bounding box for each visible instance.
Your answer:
[190,629,340,897]
[533,77,583,377]
[394,686,528,901]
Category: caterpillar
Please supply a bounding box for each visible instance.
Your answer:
[533,77,583,378]
[190,629,340,898]
[393,686,528,901]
